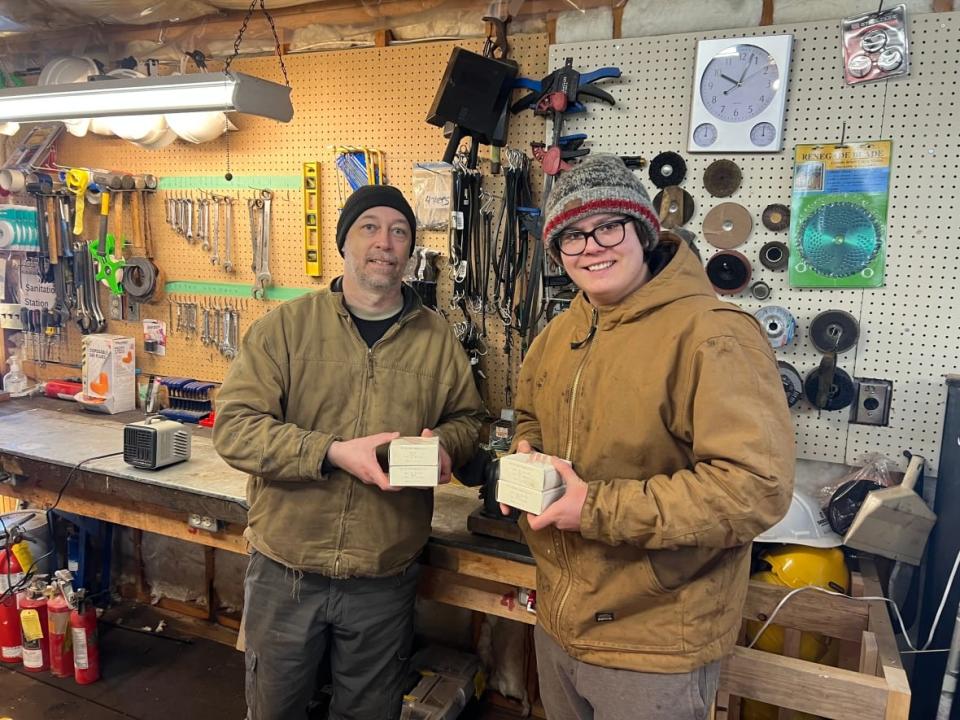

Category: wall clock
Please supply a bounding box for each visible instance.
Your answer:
[688,34,793,153]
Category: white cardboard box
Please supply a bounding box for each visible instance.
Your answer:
[497,478,565,515]
[81,334,136,414]
[389,436,440,466]
[499,452,563,491]
[389,437,440,487]
[389,464,440,487]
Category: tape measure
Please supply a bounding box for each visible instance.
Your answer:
[302,162,321,277]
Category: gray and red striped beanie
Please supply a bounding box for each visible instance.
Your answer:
[541,154,660,255]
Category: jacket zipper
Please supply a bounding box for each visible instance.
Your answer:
[333,304,419,577]
[554,310,598,637]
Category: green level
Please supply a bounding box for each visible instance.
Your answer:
[158,175,303,191]
[164,280,320,301]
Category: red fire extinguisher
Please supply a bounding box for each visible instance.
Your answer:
[47,583,73,678]
[0,547,23,664]
[70,591,99,685]
[19,581,50,672]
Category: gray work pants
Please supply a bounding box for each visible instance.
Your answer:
[243,551,419,720]
[535,625,720,720]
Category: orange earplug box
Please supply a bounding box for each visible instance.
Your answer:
[81,334,136,414]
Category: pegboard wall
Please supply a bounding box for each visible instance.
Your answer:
[40,34,549,412]
[550,11,960,474]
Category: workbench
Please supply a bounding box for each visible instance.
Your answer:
[0,398,911,718]
[0,397,538,626]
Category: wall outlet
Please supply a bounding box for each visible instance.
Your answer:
[851,378,893,426]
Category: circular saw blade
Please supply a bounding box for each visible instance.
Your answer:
[798,202,881,278]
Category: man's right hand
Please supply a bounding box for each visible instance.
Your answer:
[500,439,533,516]
[327,432,401,492]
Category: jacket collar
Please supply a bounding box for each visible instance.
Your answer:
[329,276,422,321]
[567,235,717,335]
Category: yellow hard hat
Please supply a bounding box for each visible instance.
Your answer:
[758,545,850,593]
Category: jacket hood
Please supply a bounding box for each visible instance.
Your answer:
[568,233,716,333]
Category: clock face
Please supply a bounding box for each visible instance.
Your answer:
[750,122,776,146]
[693,122,718,147]
[699,44,780,123]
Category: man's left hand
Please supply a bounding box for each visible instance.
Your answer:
[526,458,588,532]
[421,428,452,485]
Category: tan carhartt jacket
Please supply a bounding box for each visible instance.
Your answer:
[214,282,484,578]
[515,237,794,672]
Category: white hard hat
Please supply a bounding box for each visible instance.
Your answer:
[755,490,843,548]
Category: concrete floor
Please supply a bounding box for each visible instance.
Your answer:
[0,602,520,720]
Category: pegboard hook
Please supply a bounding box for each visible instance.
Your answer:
[839,121,847,147]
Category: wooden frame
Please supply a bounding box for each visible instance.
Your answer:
[716,558,909,720]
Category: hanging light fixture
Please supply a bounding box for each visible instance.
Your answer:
[0,72,292,123]
[0,0,293,125]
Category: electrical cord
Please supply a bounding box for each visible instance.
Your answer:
[747,548,960,655]
[0,451,123,603]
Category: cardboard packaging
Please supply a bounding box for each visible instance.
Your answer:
[497,479,565,515]
[389,436,440,487]
[499,452,564,491]
[80,334,135,414]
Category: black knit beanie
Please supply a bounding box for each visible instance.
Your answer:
[336,185,417,256]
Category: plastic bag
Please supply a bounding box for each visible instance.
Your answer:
[820,452,895,535]
[817,452,894,507]
[412,162,453,231]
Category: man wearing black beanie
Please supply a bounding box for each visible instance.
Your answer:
[215,184,484,720]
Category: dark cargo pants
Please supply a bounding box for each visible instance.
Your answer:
[535,625,720,720]
[243,551,419,720]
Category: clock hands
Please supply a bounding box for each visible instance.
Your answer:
[720,73,740,94]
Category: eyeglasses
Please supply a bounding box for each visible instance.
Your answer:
[555,218,631,256]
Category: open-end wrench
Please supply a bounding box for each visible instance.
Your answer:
[185,198,194,242]
[198,198,210,251]
[248,198,260,273]
[255,190,273,295]
[223,197,235,272]
[210,196,221,265]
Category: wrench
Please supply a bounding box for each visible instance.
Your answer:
[248,199,260,273]
[185,198,194,242]
[223,197,235,272]
[199,198,209,251]
[255,190,273,296]
[210,196,221,265]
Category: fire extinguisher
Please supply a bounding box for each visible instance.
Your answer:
[70,589,99,684]
[0,546,23,664]
[47,578,74,678]
[19,579,50,672]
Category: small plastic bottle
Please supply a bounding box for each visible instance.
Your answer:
[2,353,28,394]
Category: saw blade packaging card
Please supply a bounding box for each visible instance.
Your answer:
[81,334,135,414]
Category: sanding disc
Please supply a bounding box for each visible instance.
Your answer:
[705,250,751,295]
[649,151,687,188]
[759,241,789,271]
[762,203,791,231]
[703,159,742,197]
[778,361,804,407]
[703,202,752,249]
[809,309,860,354]
[653,186,695,229]
[804,365,856,411]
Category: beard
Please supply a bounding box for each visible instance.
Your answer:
[344,250,403,291]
